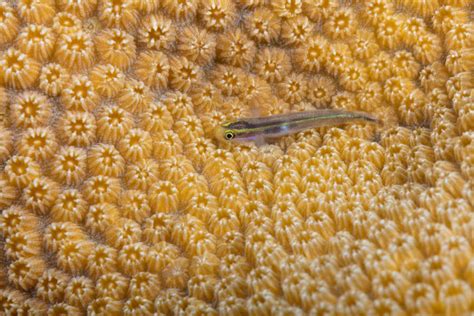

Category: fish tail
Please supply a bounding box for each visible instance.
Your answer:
[351,111,382,125]
[319,109,382,126]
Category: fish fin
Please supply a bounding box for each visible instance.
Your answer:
[254,135,267,147]
[233,136,266,147]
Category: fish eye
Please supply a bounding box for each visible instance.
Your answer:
[224,131,235,140]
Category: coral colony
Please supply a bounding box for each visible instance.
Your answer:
[0,0,473,314]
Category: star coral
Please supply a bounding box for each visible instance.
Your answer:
[0,0,473,314]
[16,24,56,63]
[54,31,95,72]
[0,48,41,90]
[0,2,20,45]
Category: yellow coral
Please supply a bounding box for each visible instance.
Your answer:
[244,7,280,45]
[56,240,93,273]
[17,0,56,25]
[134,51,169,91]
[0,127,13,163]
[16,24,56,63]
[413,32,444,65]
[161,0,198,21]
[138,14,175,50]
[96,105,134,144]
[254,47,291,83]
[57,111,97,147]
[95,29,137,70]
[120,190,150,222]
[4,155,41,189]
[65,276,95,309]
[52,12,82,35]
[0,48,41,90]
[8,256,46,291]
[50,146,86,186]
[217,28,256,67]
[281,15,313,47]
[54,31,95,72]
[139,104,173,137]
[168,56,202,92]
[22,177,59,215]
[38,63,70,97]
[124,159,159,191]
[89,64,125,98]
[199,0,236,32]
[87,297,122,315]
[105,218,142,248]
[433,5,469,35]
[0,2,20,45]
[35,269,69,304]
[323,7,357,40]
[177,26,216,66]
[98,0,138,30]
[83,176,121,204]
[86,245,118,279]
[61,75,100,112]
[1,0,473,314]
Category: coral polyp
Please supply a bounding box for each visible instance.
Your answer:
[117,79,153,114]
[199,0,236,32]
[139,14,176,51]
[22,177,60,215]
[169,56,202,92]
[217,28,256,67]
[38,63,70,97]
[57,111,97,147]
[4,155,41,189]
[89,64,125,98]
[60,75,100,112]
[323,8,357,40]
[139,101,173,134]
[162,0,198,21]
[98,0,139,30]
[17,127,58,162]
[82,176,121,204]
[57,0,97,19]
[88,143,125,177]
[96,105,134,144]
[0,2,20,45]
[95,29,137,70]
[254,47,291,83]
[52,12,82,35]
[10,91,52,129]
[16,0,56,25]
[177,26,216,66]
[50,146,87,186]
[54,31,95,72]
[134,51,169,91]
[124,159,159,192]
[118,128,153,163]
[0,48,41,90]
[16,24,56,63]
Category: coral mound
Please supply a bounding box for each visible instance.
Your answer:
[0,0,473,314]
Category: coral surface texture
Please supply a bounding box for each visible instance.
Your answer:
[0,0,473,314]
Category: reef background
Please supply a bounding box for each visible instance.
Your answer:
[0,0,473,314]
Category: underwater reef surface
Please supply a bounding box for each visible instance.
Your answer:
[0,0,473,314]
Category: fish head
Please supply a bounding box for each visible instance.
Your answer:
[215,120,257,143]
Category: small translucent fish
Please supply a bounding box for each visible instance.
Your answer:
[215,109,380,145]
